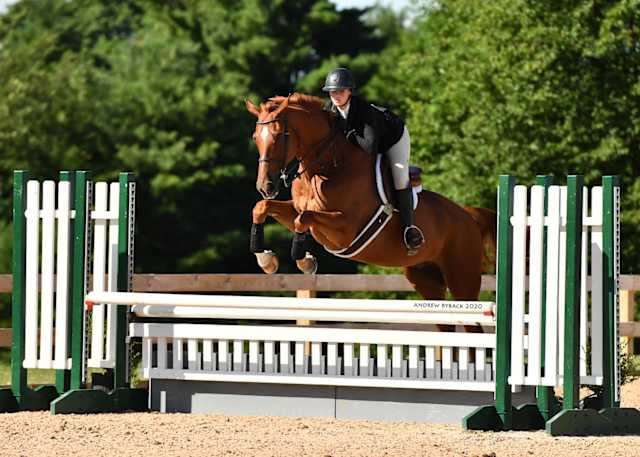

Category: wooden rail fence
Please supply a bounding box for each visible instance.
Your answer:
[0,274,638,352]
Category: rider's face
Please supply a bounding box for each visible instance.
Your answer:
[329,89,352,109]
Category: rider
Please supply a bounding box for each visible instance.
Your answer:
[322,67,425,255]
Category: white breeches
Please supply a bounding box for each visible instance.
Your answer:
[385,126,411,190]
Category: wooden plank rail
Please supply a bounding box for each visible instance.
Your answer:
[0,273,638,293]
[1,274,638,350]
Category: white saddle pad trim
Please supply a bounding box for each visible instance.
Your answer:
[324,156,421,259]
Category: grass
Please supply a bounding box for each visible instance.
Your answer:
[0,348,58,387]
[629,354,640,376]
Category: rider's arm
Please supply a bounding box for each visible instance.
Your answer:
[347,124,378,154]
[345,99,380,154]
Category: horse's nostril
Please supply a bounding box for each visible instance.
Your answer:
[265,181,275,194]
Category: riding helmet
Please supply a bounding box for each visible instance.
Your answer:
[322,68,355,92]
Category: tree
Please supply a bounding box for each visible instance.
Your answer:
[375,0,640,270]
[0,0,402,277]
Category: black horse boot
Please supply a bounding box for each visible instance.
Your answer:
[396,187,425,256]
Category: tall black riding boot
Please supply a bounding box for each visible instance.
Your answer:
[396,187,425,255]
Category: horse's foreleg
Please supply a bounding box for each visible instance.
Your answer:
[291,210,347,275]
[251,200,299,274]
[252,200,298,230]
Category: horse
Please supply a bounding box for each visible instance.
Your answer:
[245,93,496,303]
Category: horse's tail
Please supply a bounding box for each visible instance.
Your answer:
[463,206,497,273]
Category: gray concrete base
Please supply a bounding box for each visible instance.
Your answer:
[150,379,536,423]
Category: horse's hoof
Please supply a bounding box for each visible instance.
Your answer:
[296,252,317,275]
[255,250,279,274]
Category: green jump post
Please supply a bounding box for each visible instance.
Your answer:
[464,175,516,430]
[9,171,29,408]
[51,172,147,414]
[0,171,59,412]
[546,175,640,435]
[69,171,90,390]
[602,175,620,409]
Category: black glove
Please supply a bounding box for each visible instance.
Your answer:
[346,129,357,142]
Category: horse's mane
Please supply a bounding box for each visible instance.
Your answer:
[266,93,325,114]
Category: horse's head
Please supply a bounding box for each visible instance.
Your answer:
[246,96,299,199]
[246,93,334,199]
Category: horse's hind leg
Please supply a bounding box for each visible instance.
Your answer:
[441,240,484,334]
[404,263,446,299]
[404,264,456,333]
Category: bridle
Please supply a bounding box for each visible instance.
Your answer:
[256,113,339,188]
[256,116,295,187]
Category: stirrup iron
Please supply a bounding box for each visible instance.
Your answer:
[403,225,424,256]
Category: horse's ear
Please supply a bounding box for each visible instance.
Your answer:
[245,99,260,117]
[271,94,290,117]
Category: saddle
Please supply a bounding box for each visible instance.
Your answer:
[325,155,423,258]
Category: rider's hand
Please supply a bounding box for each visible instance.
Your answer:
[346,129,357,141]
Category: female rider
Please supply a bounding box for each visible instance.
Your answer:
[322,67,425,255]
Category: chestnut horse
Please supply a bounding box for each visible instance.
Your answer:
[246,93,495,302]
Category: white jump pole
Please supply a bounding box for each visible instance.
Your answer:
[85,291,494,315]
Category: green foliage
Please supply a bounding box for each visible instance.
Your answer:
[374,0,640,270]
[0,0,637,288]
[0,0,393,279]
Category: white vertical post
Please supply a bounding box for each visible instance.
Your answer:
[202,340,213,370]
[392,345,402,377]
[54,181,72,370]
[344,343,354,376]
[311,342,322,374]
[141,338,151,379]
[187,339,198,370]
[157,337,167,370]
[279,341,289,373]
[510,185,528,385]
[526,185,545,384]
[327,342,338,375]
[23,180,40,369]
[408,345,418,378]
[425,346,435,378]
[264,341,275,373]
[233,340,243,371]
[590,186,604,377]
[377,344,387,377]
[249,340,259,372]
[173,338,183,371]
[475,348,486,381]
[359,343,370,376]
[105,183,120,365]
[218,340,229,371]
[90,182,108,366]
[579,187,588,377]
[295,341,304,373]
[39,181,56,368]
[558,186,567,375]
[542,186,561,386]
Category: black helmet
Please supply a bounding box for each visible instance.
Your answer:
[322,68,355,92]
